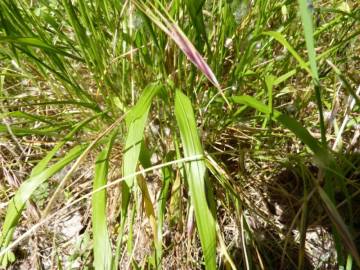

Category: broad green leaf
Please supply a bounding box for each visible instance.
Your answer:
[0,144,86,266]
[174,90,216,270]
[92,131,117,270]
[119,82,163,254]
[121,83,162,204]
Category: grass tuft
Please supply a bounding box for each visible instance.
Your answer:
[0,0,359,269]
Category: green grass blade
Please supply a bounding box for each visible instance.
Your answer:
[262,31,310,73]
[155,153,173,268]
[174,90,216,270]
[0,36,82,60]
[7,100,102,113]
[231,95,331,166]
[297,1,319,81]
[265,75,275,125]
[0,124,69,136]
[318,187,360,266]
[0,144,86,266]
[31,113,105,178]
[133,1,230,107]
[184,0,209,49]
[118,82,163,261]
[0,111,54,125]
[297,0,326,145]
[121,83,162,209]
[92,132,117,270]
[326,60,360,106]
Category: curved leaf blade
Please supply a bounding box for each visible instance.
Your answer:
[174,90,216,270]
[122,83,163,198]
[92,132,117,270]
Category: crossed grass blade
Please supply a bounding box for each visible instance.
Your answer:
[0,37,82,61]
[231,95,360,267]
[0,144,86,267]
[0,156,205,266]
[0,113,105,266]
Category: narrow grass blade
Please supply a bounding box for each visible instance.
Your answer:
[0,111,54,125]
[0,36,82,60]
[137,174,157,241]
[31,113,104,178]
[42,115,127,218]
[297,0,326,145]
[264,75,275,127]
[231,95,331,166]
[7,100,102,113]
[175,90,216,270]
[297,1,319,81]
[0,144,86,266]
[326,60,360,106]
[0,124,69,136]
[184,0,209,49]
[318,187,360,266]
[136,144,157,241]
[262,31,310,73]
[169,170,182,227]
[92,132,117,270]
[155,156,172,268]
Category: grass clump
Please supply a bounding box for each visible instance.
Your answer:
[0,0,359,269]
